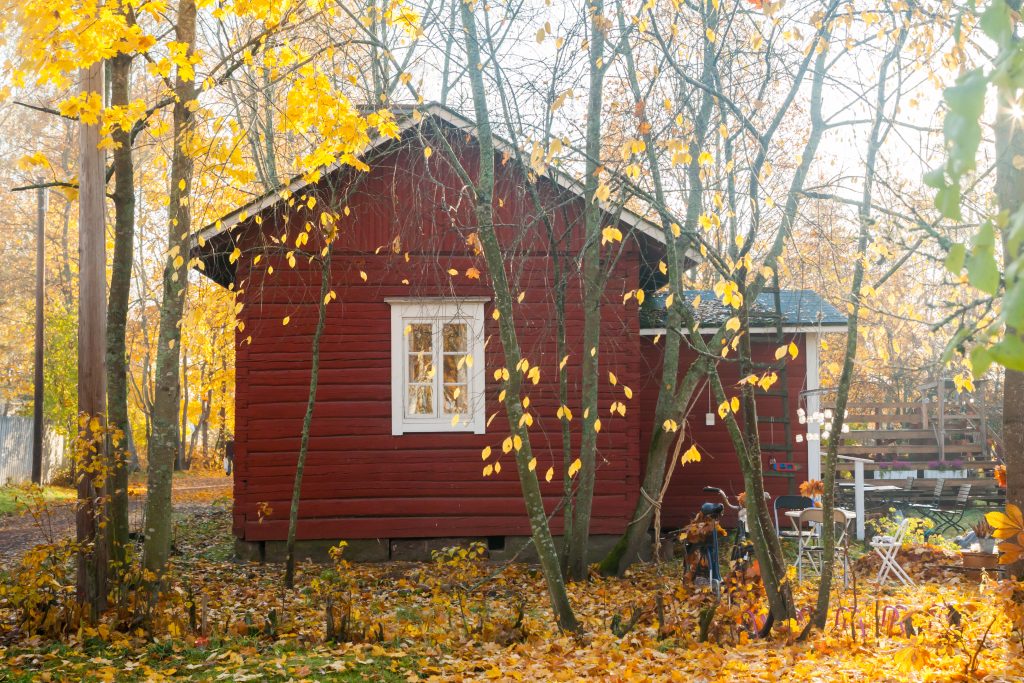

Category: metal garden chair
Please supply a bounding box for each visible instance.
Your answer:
[870,517,914,586]
[795,508,852,587]
[921,484,972,537]
[905,478,944,516]
[774,495,815,540]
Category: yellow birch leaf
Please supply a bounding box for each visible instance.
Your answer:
[601,226,623,245]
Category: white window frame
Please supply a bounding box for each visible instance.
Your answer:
[386,297,488,435]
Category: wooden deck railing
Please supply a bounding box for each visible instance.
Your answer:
[820,378,992,465]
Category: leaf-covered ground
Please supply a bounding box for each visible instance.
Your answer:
[1,501,1023,682]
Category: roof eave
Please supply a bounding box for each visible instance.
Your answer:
[639,322,849,337]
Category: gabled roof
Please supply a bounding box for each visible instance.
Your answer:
[192,102,691,257]
[640,289,847,334]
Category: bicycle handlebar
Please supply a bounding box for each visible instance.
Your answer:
[702,486,771,510]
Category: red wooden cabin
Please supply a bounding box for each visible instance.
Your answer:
[192,103,846,561]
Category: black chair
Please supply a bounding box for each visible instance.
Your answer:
[921,484,972,537]
[906,478,944,516]
[879,476,918,512]
[774,495,815,539]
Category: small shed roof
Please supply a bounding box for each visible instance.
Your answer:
[640,289,847,334]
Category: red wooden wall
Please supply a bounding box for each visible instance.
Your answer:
[636,335,810,530]
[229,129,644,542]
[223,123,811,544]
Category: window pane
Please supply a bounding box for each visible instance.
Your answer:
[443,354,467,384]
[408,385,433,415]
[409,324,433,353]
[444,385,468,414]
[443,323,468,352]
[409,354,434,382]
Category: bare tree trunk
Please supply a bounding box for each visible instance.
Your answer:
[200,388,212,461]
[143,0,198,580]
[178,348,189,470]
[566,0,608,583]
[811,20,907,629]
[457,0,578,631]
[106,50,135,572]
[600,0,712,575]
[77,60,109,616]
[284,249,331,589]
[723,303,796,627]
[32,184,45,485]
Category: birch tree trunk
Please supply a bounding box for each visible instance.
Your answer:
[811,21,908,628]
[106,50,135,572]
[599,0,713,576]
[566,0,607,582]
[458,0,578,630]
[284,249,331,589]
[143,0,198,579]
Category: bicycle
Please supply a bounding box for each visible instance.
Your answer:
[680,487,762,594]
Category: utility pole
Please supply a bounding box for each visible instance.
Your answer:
[77,60,109,612]
[31,185,46,484]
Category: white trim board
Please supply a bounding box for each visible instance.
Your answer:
[804,332,821,481]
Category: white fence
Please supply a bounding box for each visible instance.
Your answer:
[0,415,67,485]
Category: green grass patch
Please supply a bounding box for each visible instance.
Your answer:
[0,640,416,682]
[0,485,76,517]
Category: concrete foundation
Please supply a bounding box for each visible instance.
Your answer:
[234,534,628,564]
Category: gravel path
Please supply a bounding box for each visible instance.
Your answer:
[0,476,231,569]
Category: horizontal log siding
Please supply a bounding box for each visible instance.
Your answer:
[636,335,810,530]
[231,132,643,541]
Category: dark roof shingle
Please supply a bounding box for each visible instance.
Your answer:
[641,289,847,331]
